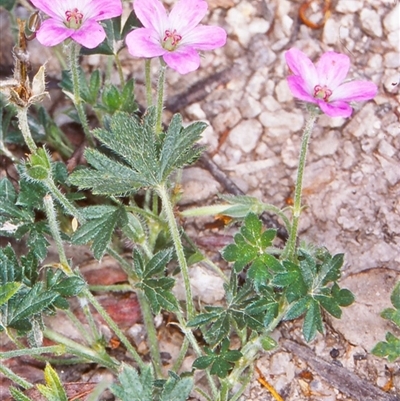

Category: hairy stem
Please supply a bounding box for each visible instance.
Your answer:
[68,42,94,146]
[283,112,318,262]
[145,58,153,107]
[155,61,167,134]
[44,328,118,372]
[16,107,37,153]
[82,289,146,370]
[136,289,163,377]
[157,183,194,319]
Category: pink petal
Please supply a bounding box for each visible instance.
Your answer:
[287,76,317,104]
[330,80,378,102]
[318,100,353,118]
[285,48,318,95]
[163,46,200,74]
[36,19,73,47]
[70,19,106,49]
[134,0,168,36]
[316,52,350,90]
[126,28,166,58]
[30,0,63,19]
[85,0,123,20]
[169,0,208,35]
[182,25,226,50]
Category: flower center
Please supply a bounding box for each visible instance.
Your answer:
[65,8,84,29]
[163,29,182,51]
[313,85,333,102]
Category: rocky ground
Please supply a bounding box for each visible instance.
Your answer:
[1,0,400,400]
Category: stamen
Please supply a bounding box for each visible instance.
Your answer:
[65,8,84,28]
[163,29,182,50]
[313,84,332,101]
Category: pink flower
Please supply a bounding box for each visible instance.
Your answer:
[30,0,123,49]
[125,0,227,75]
[285,48,378,118]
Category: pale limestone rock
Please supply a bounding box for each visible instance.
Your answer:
[179,167,221,205]
[239,95,262,119]
[360,8,383,37]
[259,110,304,133]
[336,0,363,13]
[227,119,263,153]
[275,79,292,103]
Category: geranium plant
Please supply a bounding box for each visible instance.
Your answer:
[0,0,382,400]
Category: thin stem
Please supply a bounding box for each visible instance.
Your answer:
[157,183,194,319]
[88,284,132,292]
[44,178,85,224]
[43,328,118,372]
[136,290,163,377]
[155,61,167,134]
[16,107,37,152]
[0,345,64,360]
[114,53,125,86]
[82,289,146,370]
[171,337,189,372]
[145,59,153,107]
[43,194,71,274]
[283,112,318,262]
[0,364,32,389]
[64,308,94,345]
[68,42,94,146]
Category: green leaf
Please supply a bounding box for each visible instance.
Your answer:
[372,332,400,362]
[143,249,173,278]
[36,363,68,401]
[302,299,324,342]
[0,282,21,306]
[331,284,355,307]
[111,364,154,401]
[159,373,193,401]
[159,115,206,181]
[192,355,214,370]
[247,257,271,291]
[390,281,400,310]
[68,149,144,195]
[314,294,342,319]
[9,387,34,401]
[8,284,58,327]
[284,295,311,321]
[0,178,16,202]
[241,212,262,244]
[192,339,242,379]
[140,277,179,314]
[71,205,127,259]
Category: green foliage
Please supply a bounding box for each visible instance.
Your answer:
[192,338,242,378]
[36,363,68,401]
[111,364,193,401]
[372,281,400,362]
[0,282,21,306]
[9,387,34,401]
[100,79,138,114]
[0,246,85,334]
[372,332,400,362]
[0,177,48,260]
[60,68,137,115]
[60,68,101,106]
[133,250,179,314]
[188,280,266,347]
[273,249,354,342]
[68,109,206,194]
[0,0,17,11]
[71,205,127,259]
[222,212,279,277]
